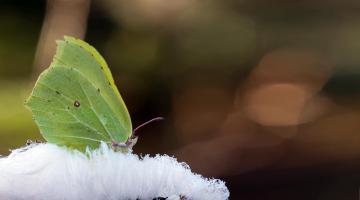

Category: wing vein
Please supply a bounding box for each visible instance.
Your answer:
[77,78,115,141]
[70,67,127,133]
[34,83,108,139]
[46,134,105,143]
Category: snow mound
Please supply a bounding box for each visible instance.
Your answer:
[0,143,229,200]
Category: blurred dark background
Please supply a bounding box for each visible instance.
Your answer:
[1,0,360,199]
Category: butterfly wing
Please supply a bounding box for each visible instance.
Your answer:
[26,36,132,151]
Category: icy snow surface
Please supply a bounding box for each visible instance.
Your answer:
[0,143,229,200]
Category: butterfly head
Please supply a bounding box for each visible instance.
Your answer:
[111,117,164,152]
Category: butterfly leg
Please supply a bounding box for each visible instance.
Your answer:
[111,141,127,148]
[26,139,44,146]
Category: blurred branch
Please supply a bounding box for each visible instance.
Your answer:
[33,0,90,76]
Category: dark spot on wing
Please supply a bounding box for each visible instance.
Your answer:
[74,100,80,108]
[47,100,51,102]
[100,66,103,70]
[56,91,60,95]
[67,106,70,109]
[108,82,111,86]
[97,88,100,93]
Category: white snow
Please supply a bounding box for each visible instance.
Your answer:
[0,143,229,200]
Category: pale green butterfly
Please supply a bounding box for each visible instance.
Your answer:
[25,36,163,151]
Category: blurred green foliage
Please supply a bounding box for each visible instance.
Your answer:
[0,81,39,154]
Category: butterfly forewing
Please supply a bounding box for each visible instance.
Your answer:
[26,36,132,151]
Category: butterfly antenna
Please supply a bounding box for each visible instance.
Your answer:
[132,117,165,137]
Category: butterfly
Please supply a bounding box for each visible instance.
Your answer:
[25,36,162,151]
